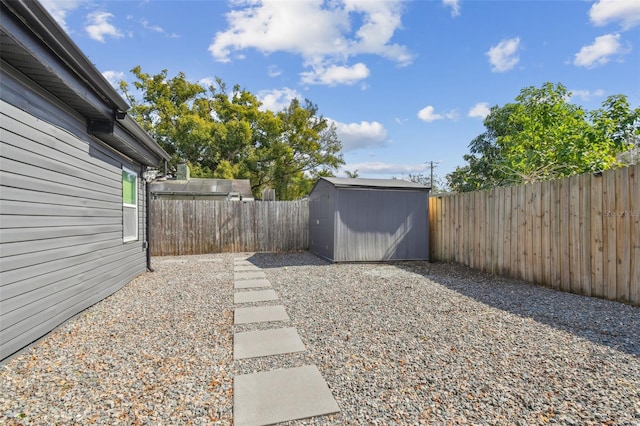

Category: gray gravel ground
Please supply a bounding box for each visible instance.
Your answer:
[2,252,639,425]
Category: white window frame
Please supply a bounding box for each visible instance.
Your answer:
[122,166,138,242]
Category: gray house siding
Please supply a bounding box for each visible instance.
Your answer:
[309,177,429,263]
[1,99,147,361]
[0,0,168,362]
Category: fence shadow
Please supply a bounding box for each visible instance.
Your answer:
[395,261,640,358]
[243,251,331,269]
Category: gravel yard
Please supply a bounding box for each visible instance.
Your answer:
[2,252,639,425]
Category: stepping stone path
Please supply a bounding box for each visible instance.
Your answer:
[232,258,340,426]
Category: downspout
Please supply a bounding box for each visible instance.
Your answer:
[145,177,154,272]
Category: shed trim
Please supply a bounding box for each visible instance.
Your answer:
[315,177,430,191]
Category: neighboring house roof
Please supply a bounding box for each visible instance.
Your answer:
[0,0,170,166]
[318,177,431,191]
[150,178,254,199]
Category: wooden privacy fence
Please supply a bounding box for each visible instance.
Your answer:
[428,164,639,305]
[150,200,309,256]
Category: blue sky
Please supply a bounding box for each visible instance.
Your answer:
[41,0,640,180]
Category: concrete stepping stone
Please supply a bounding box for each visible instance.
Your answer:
[235,271,266,281]
[235,278,271,289]
[234,265,261,272]
[234,327,305,359]
[234,365,340,426]
[234,289,278,304]
[235,305,290,325]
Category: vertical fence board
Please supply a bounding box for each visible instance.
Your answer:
[550,179,561,289]
[579,174,592,296]
[559,178,571,292]
[525,184,534,283]
[540,180,551,287]
[630,164,640,305]
[442,196,450,260]
[603,169,617,300]
[496,187,505,274]
[510,186,519,278]
[437,197,443,260]
[531,181,542,285]
[569,175,581,294]
[517,185,527,281]
[615,167,631,302]
[503,186,513,276]
[488,190,497,274]
[590,173,604,298]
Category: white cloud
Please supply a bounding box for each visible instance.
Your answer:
[102,70,125,88]
[332,120,388,152]
[468,102,491,119]
[257,87,303,112]
[573,33,628,68]
[341,161,428,176]
[85,11,123,43]
[300,63,370,86]
[198,77,216,88]
[40,0,82,32]
[417,105,457,123]
[590,0,640,30]
[569,89,606,102]
[443,0,460,17]
[141,19,163,33]
[486,37,521,72]
[140,18,180,38]
[209,0,412,86]
[267,65,282,77]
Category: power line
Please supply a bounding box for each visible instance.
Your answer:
[425,161,440,188]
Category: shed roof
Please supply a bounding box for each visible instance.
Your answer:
[150,178,253,198]
[318,177,430,191]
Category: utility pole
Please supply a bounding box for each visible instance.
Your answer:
[426,161,439,188]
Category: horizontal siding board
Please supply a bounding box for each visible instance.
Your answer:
[0,66,90,143]
[1,157,118,197]
[0,185,118,210]
[0,200,120,217]
[0,238,123,273]
[0,103,120,177]
[1,248,143,325]
[0,173,121,205]
[0,131,119,188]
[0,243,142,300]
[0,224,121,244]
[0,230,121,259]
[0,214,121,229]
[1,254,145,359]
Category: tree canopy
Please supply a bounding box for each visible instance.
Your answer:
[120,66,344,200]
[447,82,640,192]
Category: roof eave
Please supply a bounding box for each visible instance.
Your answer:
[2,0,129,113]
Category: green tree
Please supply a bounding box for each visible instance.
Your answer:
[120,67,344,199]
[447,82,639,192]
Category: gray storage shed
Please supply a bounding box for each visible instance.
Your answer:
[1,0,170,361]
[309,177,430,262]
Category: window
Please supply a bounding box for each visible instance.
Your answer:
[122,167,138,242]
